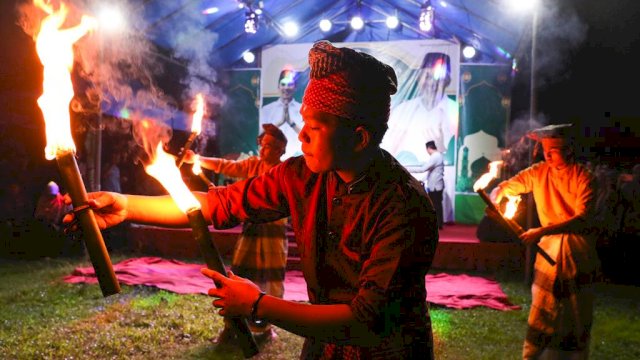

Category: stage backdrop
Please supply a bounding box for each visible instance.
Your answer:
[261,40,460,223]
[455,64,512,224]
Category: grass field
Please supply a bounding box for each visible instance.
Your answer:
[1,253,638,359]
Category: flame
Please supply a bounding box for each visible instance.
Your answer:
[145,142,200,213]
[190,93,205,134]
[503,195,521,219]
[192,154,203,175]
[472,161,503,191]
[33,0,97,159]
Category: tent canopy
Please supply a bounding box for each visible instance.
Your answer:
[140,0,532,68]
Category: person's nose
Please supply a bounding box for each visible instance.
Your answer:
[298,125,309,143]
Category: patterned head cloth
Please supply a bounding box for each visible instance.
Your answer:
[527,123,574,146]
[527,123,575,159]
[302,40,398,125]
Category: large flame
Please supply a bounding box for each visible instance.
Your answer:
[190,93,205,134]
[472,161,503,191]
[33,0,97,159]
[145,142,200,213]
[473,160,521,219]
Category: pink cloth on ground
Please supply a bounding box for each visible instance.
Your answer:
[63,257,520,311]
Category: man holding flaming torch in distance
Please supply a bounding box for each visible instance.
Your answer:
[65,40,439,359]
[183,123,289,345]
[492,123,599,359]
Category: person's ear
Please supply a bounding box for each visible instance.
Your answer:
[353,126,370,152]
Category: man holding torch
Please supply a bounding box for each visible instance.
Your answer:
[183,123,289,345]
[492,123,599,359]
[65,40,439,359]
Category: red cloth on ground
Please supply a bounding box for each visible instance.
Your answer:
[63,257,520,311]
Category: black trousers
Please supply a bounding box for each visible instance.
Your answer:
[428,189,443,229]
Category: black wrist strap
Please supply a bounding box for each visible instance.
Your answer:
[250,292,266,323]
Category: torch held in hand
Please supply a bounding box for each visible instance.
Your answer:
[476,189,556,266]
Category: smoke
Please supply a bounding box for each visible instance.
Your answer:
[16,0,224,160]
[533,1,588,87]
[502,116,547,175]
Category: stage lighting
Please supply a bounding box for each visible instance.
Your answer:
[243,50,255,64]
[350,15,364,31]
[98,5,125,33]
[463,45,476,59]
[283,21,299,37]
[419,0,435,33]
[386,14,399,30]
[319,19,332,32]
[245,9,258,34]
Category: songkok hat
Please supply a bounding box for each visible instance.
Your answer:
[302,40,398,125]
[259,123,288,146]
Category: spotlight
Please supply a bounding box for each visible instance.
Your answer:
[243,50,255,64]
[98,5,125,33]
[244,9,258,34]
[386,15,399,30]
[462,45,476,59]
[319,18,332,32]
[419,0,435,33]
[283,21,299,37]
[350,15,364,30]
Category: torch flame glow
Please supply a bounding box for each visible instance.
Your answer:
[472,161,503,192]
[473,160,521,219]
[145,142,201,213]
[33,0,97,159]
[190,93,205,135]
[503,195,521,219]
[192,154,203,176]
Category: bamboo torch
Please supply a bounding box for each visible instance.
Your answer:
[473,161,556,266]
[175,93,205,168]
[191,154,215,189]
[145,142,258,358]
[32,1,120,296]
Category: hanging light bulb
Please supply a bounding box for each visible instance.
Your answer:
[319,18,332,32]
[419,0,435,33]
[462,45,476,59]
[242,50,255,64]
[350,15,364,30]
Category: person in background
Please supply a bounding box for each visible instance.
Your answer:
[405,140,444,229]
[65,40,439,359]
[493,123,599,359]
[183,123,289,344]
[34,181,77,257]
[260,69,304,159]
[34,181,71,233]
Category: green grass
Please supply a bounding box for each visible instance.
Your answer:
[0,255,638,359]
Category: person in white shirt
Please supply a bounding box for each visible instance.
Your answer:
[406,141,445,229]
[259,69,303,159]
[381,52,457,224]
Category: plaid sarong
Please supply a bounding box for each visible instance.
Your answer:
[523,233,597,359]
